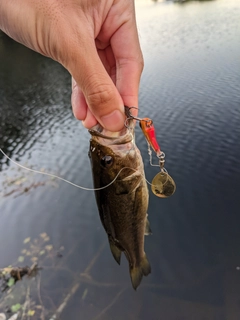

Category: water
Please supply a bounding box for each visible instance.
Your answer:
[0,0,240,319]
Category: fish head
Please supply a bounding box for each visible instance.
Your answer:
[88,123,142,188]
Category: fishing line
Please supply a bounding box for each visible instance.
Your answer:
[0,148,155,191]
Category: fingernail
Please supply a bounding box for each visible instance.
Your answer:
[100,110,125,131]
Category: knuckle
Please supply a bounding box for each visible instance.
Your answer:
[119,54,144,74]
[135,52,144,71]
[87,83,115,107]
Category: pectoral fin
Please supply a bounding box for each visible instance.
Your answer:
[109,241,122,265]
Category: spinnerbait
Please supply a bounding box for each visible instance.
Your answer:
[125,106,176,198]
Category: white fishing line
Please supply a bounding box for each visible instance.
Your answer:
[0,148,154,191]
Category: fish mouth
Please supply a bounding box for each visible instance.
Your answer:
[88,120,135,146]
[89,123,127,139]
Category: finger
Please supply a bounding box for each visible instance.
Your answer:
[82,107,98,129]
[72,48,118,127]
[97,46,117,84]
[66,37,125,132]
[72,78,98,128]
[71,77,88,120]
[112,24,143,118]
[100,2,143,118]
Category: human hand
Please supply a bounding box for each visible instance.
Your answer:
[0,0,143,131]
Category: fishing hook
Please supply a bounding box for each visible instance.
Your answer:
[124,106,149,128]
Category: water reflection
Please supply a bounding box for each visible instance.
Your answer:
[0,0,240,319]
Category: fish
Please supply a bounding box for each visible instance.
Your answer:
[88,111,151,290]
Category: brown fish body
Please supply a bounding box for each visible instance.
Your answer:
[88,123,151,289]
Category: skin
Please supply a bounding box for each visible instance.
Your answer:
[0,0,143,131]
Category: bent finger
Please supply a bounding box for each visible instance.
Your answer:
[66,37,125,131]
[71,77,88,121]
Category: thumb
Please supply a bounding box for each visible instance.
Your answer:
[67,41,125,132]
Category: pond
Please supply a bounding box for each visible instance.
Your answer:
[0,0,240,319]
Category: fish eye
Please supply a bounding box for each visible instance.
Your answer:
[101,155,113,167]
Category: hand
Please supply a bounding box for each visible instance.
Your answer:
[0,0,143,131]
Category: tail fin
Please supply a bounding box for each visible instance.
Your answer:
[130,255,151,290]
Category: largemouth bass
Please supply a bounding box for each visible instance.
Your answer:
[88,113,151,290]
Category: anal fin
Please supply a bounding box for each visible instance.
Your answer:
[144,218,152,236]
[109,240,122,265]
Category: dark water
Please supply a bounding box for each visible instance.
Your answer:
[0,0,240,319]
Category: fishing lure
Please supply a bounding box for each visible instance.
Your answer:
[139,118,161,157]
[125,106,176,198]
